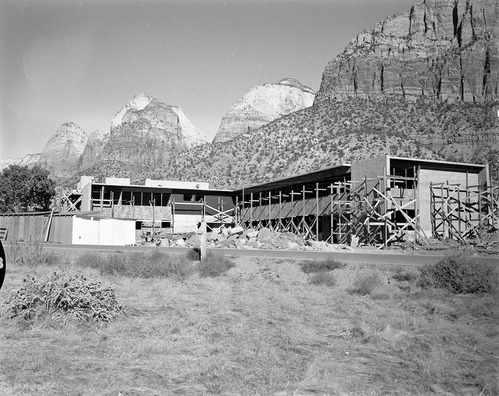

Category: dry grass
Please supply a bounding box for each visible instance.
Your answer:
[0,248,498,395]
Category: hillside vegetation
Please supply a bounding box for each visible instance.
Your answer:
[72,97,498,190]
[157,98,498,189]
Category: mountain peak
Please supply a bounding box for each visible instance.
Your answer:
[316,0,499,103]
[38,122,89,180]
[278,78,315,94]
[111,93,154,130]
[213,79,315,143]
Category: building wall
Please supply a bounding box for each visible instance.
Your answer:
[72,217,135,245]
[0,214,47,242]
[98,219,135,245]
[81,183,92,212]
[351,156,388,181]
[418,169,479,237]
[48,216,73,244]
[97,205,172,221]
[72,217,99,245]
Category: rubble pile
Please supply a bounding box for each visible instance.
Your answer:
[156,226,355,252]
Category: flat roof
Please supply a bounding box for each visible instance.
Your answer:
[388,156,486,173]
[234,163,351,194]
[91,182,235,195]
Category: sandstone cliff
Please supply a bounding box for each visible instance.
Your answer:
[94,93,206,173]
[77,130,109,171]
[214,78,315,143]
[316,0,499,103]
[38,122,88,180]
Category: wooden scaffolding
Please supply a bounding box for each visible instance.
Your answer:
[237,170,430,248]
[238,182,333,242]
[430,180,498,244]
[330,173,429,247]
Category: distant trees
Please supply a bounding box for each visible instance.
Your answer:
[0,165,56,213]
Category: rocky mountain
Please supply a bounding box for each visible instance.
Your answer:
[316,0,499,104]
[153,98,498,189]
[110,93,206,148]
[213,78,315,143]
[77,130,109,172]
[0,153,40,172]
[17,0,499,190]
[150,0,499,188]
[37,122,88,180]
[82,93,206,178]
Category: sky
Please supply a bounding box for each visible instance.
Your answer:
[0,0,414,160]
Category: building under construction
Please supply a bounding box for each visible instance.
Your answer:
[3,155,496,247]
[236,155,496,247]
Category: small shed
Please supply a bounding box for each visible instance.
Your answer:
[51,213,136,245]
[0,211,136,246]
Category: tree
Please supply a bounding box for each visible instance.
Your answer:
[0,165,56,213]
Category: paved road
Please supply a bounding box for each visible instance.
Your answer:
[35,243,499,267]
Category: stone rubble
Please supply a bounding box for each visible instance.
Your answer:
[154,226,355,252]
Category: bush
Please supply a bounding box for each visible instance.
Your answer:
[392,268,419,283]
[3,271,122,322]
[418,254,498,294]
[300,257,347,274]
[349,271,382,296]
[75,251,194,280]
[7,242,61,267]
[309,271,337,287]
[197,251,235,277]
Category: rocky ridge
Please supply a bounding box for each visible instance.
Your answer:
[316,0,499,104]
[77,130,109,172]
[110,93,206,148]
[92,93,206,173]
[214,78,315,143]
[0,153,40,172]
[37,122,88,180]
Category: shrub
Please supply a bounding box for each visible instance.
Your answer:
[300,257,347,274]
[197,251,235,277]
[392,268,419,283]
[309,271,337,287]
[349,271,382,296]
[418,254,498,294]
[7,242,61,267]
[3,271,122,322]
[75,251,194,280]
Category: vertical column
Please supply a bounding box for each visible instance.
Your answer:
[250,192,253,227]
[171,198,175,234]
[490,172,495,229]
[478,187,482,228]
[235,196,239,226]
[383,168,388,249]
[440,183,447,239]
[268,191,272,231]
[259,192,262,228]
[278,191,282,231]
[315,182,319,241]
[330,184,334,243]
[302,185,306,237]
[457,184,462,236]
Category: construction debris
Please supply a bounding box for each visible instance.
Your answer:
[152,226,355,252]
